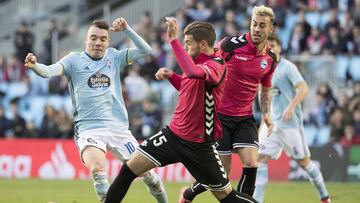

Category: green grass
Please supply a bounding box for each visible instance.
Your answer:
[0,179,359,203]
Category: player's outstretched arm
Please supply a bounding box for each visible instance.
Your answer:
[24,53,64,78]
[110,17,152,62]
[155,67,182,91]
[165,17,205,79]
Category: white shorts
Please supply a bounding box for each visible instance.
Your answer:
[75,128,139,162]
[258,125,310,160]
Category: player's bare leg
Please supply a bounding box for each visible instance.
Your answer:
[235,147,258,195]
[82,146,109,203]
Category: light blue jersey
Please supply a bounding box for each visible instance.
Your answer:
[59,48,129,134]
[270,57,304,128]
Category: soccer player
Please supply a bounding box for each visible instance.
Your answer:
[253,34,331,203]
[104,17,258,203]
[24,18,167,203]
[180,5,277,202]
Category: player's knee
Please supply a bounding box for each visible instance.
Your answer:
[89,162,106,173]
[297,157,310,168]
[258,154,270,164]
[211,186,232,200]
[242,159,258,167]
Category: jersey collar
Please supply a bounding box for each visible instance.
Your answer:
[246,32,269,56]
[194,52,217,64]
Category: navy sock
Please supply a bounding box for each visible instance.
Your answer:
[220,189,258,203]
[237,167,257,196]
[104,163,137,203]
[183,181,207,201]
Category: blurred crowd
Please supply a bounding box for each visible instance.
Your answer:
[0,0,360,147]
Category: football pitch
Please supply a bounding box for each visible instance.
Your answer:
[0,179,359,203]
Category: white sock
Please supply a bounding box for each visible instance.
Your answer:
[93,171,109,202]
[142,170,168,203]
[253,162,268,203]
[304,161,329,199]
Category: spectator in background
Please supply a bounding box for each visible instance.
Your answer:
[0,106,12,137]
[42,18,68,64]
[324,9,340,32]
[268,0,286,28]
[308,93,327,127]
[289,23,307,54]
[140,99,162,138]
[317,82,338,123]
[134,11,157,43]
[0,55,7,83]
[347,26,360,55]
[337,92,352,124]
[340,124,360,147]
[208,0,227,23]
[350,0,360,25]
[124,64,150,104]
[49,75,68,95]
[9,98,26,138]
[329,108,345,142]
[353,108,360,135]
[14,22,34,62]
[323,26,348,55]
[54,108,72,138]
[349,81,360,112]
[306,27,327,55]
[185,0,211,21]
[3,54,26,83]
[39,105,60,138]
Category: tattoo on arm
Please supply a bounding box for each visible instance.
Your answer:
[260,86,271,114]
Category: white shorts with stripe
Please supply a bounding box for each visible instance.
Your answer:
[258,125,310,160]
[74,128,139,162]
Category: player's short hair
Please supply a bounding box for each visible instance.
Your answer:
[90,20,109,31]
[267,33,281,46]
[252,5,275,25]
[183,21,216,47]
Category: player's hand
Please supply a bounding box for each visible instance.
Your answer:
[110,18,128,32]
[165,17,179,41]
[282,105,295,122]
[155,67,173,80]
[24,53,37,68]
[263,113,273,136]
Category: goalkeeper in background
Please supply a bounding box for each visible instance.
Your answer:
[253,33,331,203]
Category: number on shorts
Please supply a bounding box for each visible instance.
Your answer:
[153,135,168,147]
[124,142,136,154]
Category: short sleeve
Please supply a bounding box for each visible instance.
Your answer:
[260,62,277,87]
[287,62,304,87]
[58,52,77,77]
[112,48,129,69]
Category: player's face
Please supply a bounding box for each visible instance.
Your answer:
[268,40,281,58]
[184,34,201,59]
[85,26,110,59]
[250,15,274,44]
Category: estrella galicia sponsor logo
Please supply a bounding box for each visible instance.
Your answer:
[87,72,111,88]
[87,138,98,144]
[260,59,268,69]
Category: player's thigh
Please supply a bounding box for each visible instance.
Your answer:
[74,130,107,168]
[258,124,283,160]
[217,115,234,155]
[81,146,106,171]
[278,128,310,159]
[232,116,259,149]
[236,147,258,166]
[181,142,231,192]
[126,151,157,176]
[137,127,180,167]
[107,130,139,162]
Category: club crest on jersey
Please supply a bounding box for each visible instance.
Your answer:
[88,72,111,88]
[260,59,268,69]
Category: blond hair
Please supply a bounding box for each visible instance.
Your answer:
[252,5,275,25]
